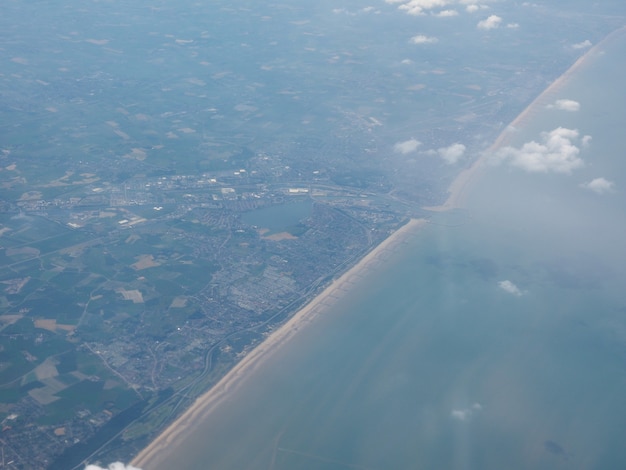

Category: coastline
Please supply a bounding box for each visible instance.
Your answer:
[423,27,623,213]
[132,218,427,468]
[131,25,626,469]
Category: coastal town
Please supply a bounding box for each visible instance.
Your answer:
[1,151,419,469]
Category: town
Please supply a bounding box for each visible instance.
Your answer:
[0,147,436,469]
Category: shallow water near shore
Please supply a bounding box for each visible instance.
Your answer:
[140,30,626,470]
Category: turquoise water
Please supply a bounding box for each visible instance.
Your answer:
[148,31,626,470]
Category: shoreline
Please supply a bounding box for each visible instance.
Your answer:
[131,25,626,469]
[423,27,624,213]
[131,218,427,468]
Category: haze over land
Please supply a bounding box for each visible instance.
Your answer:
[0,0,624,468]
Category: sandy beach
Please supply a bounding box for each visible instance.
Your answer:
[132,218,426,468]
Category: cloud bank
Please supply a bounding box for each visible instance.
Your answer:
[580,177,615,194]
[85,463,142,470]
[495,127,588,174]
[547,99,580,112]
[498,280,523,296]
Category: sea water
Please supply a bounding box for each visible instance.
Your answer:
[148,30,626,470]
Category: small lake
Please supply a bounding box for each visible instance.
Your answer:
[241,199,313,236]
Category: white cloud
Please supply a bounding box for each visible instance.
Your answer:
[394,138,422,154]
[580,177,615,194]
[458,0,491,5]
[388,0,496,16]
[495,127,586,174]
[388,0,451,16]
[572,39,592,49]
[451,403,483,421]
[410,34,439,44]
[547,99,580,112]
[498,280,523,296]
[451,409,470,420]
[407,0,450,14]
[85,464,142,470]
[507,22,520,29]
[335,6,379,15]
[477,15,502,30]
[438,143,466,164]
[434,9,459,17]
